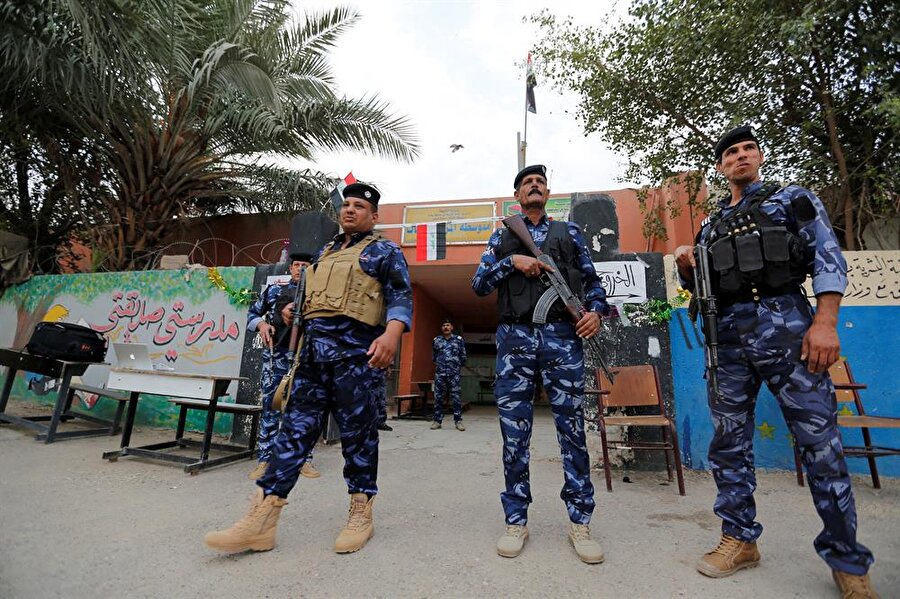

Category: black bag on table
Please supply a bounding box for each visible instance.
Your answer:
[25,322,107,363]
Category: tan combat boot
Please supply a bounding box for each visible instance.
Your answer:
[833,570,880,599]
[496,525,529,558]
[248,461,268,480]
[300,461,321,478]
[568,522,604,564]
[334,493,374,553]
[204,488,287,553]
[696,534,760,577]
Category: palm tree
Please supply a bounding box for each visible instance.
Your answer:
[1,0,419,271]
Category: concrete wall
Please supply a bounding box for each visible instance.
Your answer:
[0,267,254,435]
[668,250,900,476]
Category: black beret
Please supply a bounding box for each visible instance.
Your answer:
[441,318,452,325]
[514,164,547,190]
[342,182,381,207]
[714,125,759,162]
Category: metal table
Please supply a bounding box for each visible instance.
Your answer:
[101,368,253,474]
[0,348,118,442]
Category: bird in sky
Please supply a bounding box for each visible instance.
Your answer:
[449,144,464,153]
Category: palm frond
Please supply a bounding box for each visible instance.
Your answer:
[290,96,421,162]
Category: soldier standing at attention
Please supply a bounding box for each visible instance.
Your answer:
[675,125,876,598]
[472,164,610,564]
[430,318,467,431]
[205,181,412,556]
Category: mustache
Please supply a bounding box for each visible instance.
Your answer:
[527,187,542,197]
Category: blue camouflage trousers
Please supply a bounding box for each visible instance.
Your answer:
[494,322,595,526]
[433,370,462,422]
[258,352,384,498]
[377,377,388,426]
[256,347,295,464]
[709,294,873,575]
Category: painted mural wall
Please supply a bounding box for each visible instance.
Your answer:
[0,267,254,434]
[667,251,900,477]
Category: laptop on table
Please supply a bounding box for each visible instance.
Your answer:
[112,343,155,371]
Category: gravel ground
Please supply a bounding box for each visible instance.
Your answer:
[1,401,897,599]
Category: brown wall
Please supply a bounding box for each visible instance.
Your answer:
[79,177,706,401]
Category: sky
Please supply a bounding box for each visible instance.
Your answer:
[289,0,632,205]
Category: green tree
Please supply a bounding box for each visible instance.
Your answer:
[532,0,899,249]
[1,0,419,272]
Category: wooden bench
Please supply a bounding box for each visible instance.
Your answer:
[162,398,262,474]
[56,383,131,439]
[392,393,429,420]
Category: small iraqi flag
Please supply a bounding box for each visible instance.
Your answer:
[416,222,447,261]
[329,171,357,212]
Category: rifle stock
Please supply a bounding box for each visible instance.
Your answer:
[690,244,721,400]
[501,215,615,383]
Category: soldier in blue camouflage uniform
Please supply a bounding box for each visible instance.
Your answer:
[245,258,318,481]
[206,181,412,556]
[430,318,467,431]
[675,126,876,597]
[472,164,609,564]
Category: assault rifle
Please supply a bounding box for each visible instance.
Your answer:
[272,265,308,351]
[287,265,307,352]
[688,244,721,400]
[502,215,615,383]
[271,265,307,411]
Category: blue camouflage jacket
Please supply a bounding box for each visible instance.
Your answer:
[247,279,297,350]
[432,334,467,374]
[471,214,610,315]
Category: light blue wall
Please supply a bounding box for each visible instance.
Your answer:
[670,305,900,477]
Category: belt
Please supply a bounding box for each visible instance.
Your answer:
[718,285,802,306]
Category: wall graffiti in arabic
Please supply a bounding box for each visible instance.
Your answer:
[840,251,900,304]
[593,260,648,304]
[89,290,241,347]
[0,268,254,433]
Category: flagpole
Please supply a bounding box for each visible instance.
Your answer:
[522,95,528,167]
[521,54,529,169]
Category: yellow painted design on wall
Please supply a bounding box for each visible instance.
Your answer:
[42,304,70,322]
[757,421,776,440]
[401,202,496,245]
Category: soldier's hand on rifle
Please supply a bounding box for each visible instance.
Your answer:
[280,302,295,327]
[257,321,275,348]
[512,255,554,278]
[674,245,697,281]
[575,311,601,339]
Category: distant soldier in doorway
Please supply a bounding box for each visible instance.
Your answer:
[430,318,467,431]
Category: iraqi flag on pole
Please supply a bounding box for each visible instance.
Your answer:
[526,52,537,114]
[329,171,357,212]
[416,222,447,261]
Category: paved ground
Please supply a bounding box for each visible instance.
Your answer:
[0,401,898,599]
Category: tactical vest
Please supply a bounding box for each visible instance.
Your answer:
[496,220,583,323]
[705,183,812,302]
[302,235,386,327]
